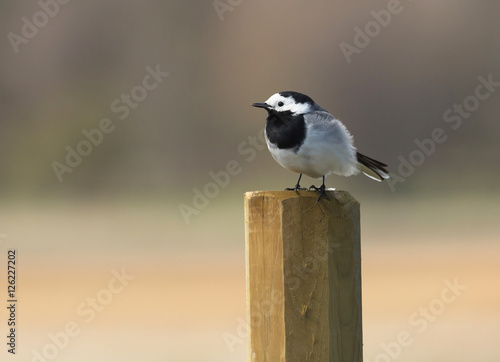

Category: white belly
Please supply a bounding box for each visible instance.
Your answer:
[266,130,359,179]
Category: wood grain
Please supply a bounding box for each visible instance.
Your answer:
[244,190,362,361]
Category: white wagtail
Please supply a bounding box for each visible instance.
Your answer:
[252,91,389,202]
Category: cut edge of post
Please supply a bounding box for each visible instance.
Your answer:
[244,190,359,206]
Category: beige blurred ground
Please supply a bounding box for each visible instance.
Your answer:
[1,194,499,361]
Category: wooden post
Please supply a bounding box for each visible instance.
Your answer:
[244,190,362,362]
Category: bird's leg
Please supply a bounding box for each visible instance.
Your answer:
[285,174,307,191]
[309,176,329,202]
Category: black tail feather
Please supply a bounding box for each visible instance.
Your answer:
[356,152,390,181]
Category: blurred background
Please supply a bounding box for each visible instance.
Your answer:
[1,1,499,361]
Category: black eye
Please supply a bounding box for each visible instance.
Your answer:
[278,101,284,107]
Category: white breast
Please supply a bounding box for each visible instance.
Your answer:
[265,113,359,179]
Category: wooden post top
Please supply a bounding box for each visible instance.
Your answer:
[244,190,359,205]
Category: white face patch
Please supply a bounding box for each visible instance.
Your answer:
[265,93,312,115]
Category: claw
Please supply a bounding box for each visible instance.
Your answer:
[285,185,307,192]
[315,185,330,203]
[311,176,329,203]
[285,175,330,202]
[284,174,306,192]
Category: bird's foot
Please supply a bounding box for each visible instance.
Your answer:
[309,184,329,202]
[285,184,307,192]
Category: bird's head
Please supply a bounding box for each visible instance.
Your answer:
[252,91,319,116]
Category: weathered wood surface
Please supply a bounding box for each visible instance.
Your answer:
[244,190,362,362]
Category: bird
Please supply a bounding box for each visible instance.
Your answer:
[252,91,389,202]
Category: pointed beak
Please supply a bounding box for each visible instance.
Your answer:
[252,102,269,109]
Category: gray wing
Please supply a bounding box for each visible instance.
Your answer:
[303,111,355,146]
[305,111,390,181]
